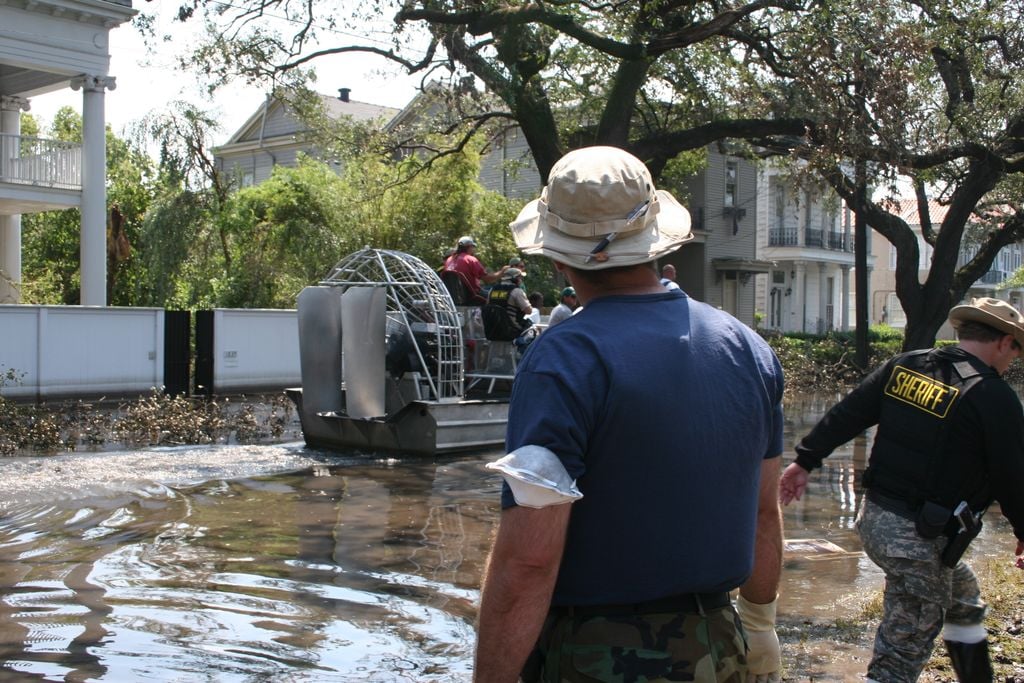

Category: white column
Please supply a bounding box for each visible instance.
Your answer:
[818,262,827,332]
[841,264,851,331]
[71,75,115,306]
[0,95,29,304]
[794,260,807,333]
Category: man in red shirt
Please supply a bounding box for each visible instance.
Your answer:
[444,236,507,297]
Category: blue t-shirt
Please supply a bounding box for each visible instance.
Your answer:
[503,290,784,605]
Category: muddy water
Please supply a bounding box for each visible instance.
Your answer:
[0,397,1019,681]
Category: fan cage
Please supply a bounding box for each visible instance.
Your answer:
[320,248,464,401]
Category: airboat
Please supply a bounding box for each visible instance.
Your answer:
[286,248,511,456]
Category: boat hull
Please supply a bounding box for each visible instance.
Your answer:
[287,388,507,456]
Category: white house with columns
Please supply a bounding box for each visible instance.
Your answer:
[756,162,863,334]
[0,0,135,306]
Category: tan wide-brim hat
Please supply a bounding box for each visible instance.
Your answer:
[510,146,693,270]
[949,297,1024,348]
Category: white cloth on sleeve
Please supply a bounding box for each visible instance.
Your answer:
[485,445,583,508]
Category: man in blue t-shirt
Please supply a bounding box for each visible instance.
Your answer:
[474,146,785,683]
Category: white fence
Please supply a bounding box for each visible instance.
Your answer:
[0,306,300,400]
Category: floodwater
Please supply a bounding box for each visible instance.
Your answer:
[0,395,1020,682]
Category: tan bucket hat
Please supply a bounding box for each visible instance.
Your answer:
[949,297,1024,347]
[509,146,692,270]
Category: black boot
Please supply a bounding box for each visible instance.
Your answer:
[944,639,993,683]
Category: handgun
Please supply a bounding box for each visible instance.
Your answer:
[941,501,982,568]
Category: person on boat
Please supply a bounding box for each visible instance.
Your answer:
[527,292,544,325]
[443,236,507,299]
[780,297,1024,683]
[438,247,456,272]
[660,263,681,291]
[475,146,785,683]
[482,268,536,352]
[545,286,578,328]
[509,256,527,278]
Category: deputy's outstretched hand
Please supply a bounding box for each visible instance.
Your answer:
[779,463,809,506]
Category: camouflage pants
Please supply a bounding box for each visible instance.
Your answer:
[856,498,987,683]
[523,604,748,682]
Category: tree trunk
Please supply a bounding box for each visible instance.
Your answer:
[902,302,953,351]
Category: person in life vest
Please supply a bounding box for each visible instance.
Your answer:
[482,268,536,350]
[780,297,1024,683]
[475,146,784,683]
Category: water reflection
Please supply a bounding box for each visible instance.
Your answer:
[0,456,506,681]
[0,396,1018,681]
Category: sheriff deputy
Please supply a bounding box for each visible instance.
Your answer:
[780,297,1024,683]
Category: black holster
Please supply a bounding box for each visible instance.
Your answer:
[941,502,983,568]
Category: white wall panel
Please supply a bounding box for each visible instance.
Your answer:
[212,309,300,391]
[0,305,162,399]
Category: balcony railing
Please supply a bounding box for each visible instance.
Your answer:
[978,270,1008,285]
[770,225,851,252]
[769,226,799,246]
[0,134,82,190]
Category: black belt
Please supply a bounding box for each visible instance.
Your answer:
[551,591,731,619]
[867,488,919,520]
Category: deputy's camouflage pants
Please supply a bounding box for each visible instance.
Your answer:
[856,498,987,682]
[523,604,747,682]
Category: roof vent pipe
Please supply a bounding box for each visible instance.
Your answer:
[338,88,351,102]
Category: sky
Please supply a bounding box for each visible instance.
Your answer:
[29,4,423,145]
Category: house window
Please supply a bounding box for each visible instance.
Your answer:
[241,170,255,188]
[772,270,785,284]
[886,292,907,327]
[822,208,838,235]
[725,161,737,208]
[889,243,897,270]
[917,234,933,270]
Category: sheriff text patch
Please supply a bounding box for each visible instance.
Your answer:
[884,366,959,418]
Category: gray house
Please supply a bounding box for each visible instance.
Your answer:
[213,88,399,187]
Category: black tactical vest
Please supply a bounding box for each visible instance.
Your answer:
[487,282,526,325]
[864,349,996,505]
[482,282,529,341]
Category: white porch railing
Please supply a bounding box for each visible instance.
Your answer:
[0,134,82,190]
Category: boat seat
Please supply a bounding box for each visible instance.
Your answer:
[465,340,518,394]
[440,269,486,306]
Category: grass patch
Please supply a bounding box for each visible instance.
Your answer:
[923,556,1024,681]
[832,558,1024,681]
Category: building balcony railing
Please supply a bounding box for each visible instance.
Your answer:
[0,134,82,191]
[770,225,852,252]
[769,226,799,246]
[978,270,1009,285]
